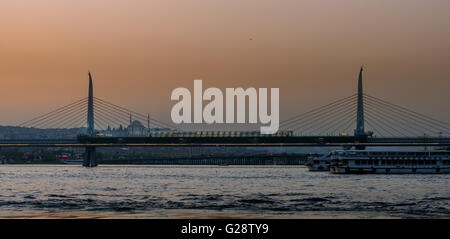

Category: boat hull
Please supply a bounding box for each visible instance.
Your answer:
[307,164,330,172]
[331,166,450,174]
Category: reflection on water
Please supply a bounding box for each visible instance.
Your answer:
[0,165,449,218]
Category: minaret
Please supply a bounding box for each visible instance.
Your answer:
[87,72,95,137]
[147,113,151,136]
[354,66,365,136]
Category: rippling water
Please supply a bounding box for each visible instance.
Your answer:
[0,165,449,218]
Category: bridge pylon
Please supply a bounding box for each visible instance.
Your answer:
[87,72,95,137]
[354,66,366,137]
[84,72,97,167]
[354,66,372,149]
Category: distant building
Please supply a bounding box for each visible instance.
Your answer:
[127,120,147,136]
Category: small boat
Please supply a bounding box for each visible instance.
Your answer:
[330,149,450,174]
[64,159,83,165]
[305,153,332,171]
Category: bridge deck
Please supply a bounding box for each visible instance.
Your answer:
[0,136,448,147]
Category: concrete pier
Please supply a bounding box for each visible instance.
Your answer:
[83,146,97,167]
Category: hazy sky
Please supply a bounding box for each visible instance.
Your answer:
[0,0,449,125]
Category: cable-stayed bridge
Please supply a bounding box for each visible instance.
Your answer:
[1,68,450,166]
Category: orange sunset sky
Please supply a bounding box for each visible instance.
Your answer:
[0,0,449,125]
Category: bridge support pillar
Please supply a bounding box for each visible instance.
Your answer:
[83,146,98,167]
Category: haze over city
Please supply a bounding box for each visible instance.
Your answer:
[1,0,449,125]
[0,1,450,224]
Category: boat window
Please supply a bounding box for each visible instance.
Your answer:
[355,160,360,165]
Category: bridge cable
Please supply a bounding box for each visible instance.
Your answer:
[280,94,357,129]
[93,103,134,128]
[19,98,88,128]
[364,110,411,137]
[364,115,398,137]
[365,96,449,132]
[341,114,357,134]
[94,97,178,129]
[94,101,169,130]
[364,94,450,131]
[365,100,440,136]
[290,100,357,133]
[94,112,114,131]
[284,97,357,131]
[305,102,356,134]
[285,98,357,131]
[364,97,450,134]
[320,109,357,135]
[19,97,87,126]
[34,102,88,129]
[30,101,88,129]
[43,102,89,129]
[364,118,393,137]
[60,110,87,129]
[364,101,429,136]
[301,102,357,135]
[280,94,357,127]
[49,109,87,129]
[94,97,177,130]
[290,102,356,134]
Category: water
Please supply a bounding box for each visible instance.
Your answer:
[0,165,449,218]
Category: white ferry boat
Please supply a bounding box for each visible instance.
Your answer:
[305,153,332,171]
[330,149,450,174]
